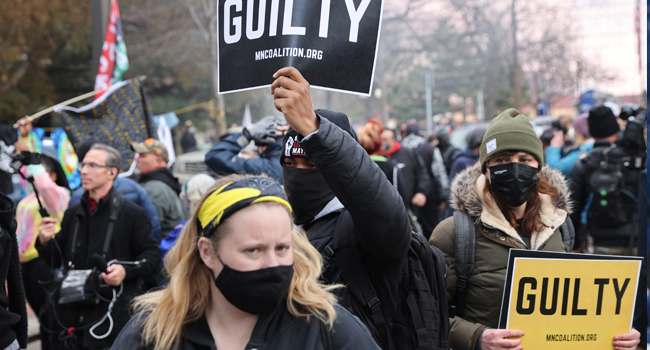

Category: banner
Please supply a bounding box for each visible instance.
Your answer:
[218,0,383,95]
[94,0,129,99]
[55,78,156,172]
[50,128,81,190]
[498,250,642,349]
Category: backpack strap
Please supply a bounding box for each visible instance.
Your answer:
[559,217,575,253]
[102,193,123,259]
[67,192,122,269]
[451,211,475,319]
[333,211,396,350]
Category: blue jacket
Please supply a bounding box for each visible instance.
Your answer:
[69,177,162,242]
[442,150,480,219]
[448,150,479,184]
[545,143,593,178]
[204,133,283,183]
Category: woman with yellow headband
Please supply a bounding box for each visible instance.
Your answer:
[111,174,380,350]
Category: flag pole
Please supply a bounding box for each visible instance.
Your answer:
[14,75,146,128]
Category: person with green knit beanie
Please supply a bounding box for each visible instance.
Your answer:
[479,108,544,173]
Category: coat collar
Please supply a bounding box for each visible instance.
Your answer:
[450,163,572,250]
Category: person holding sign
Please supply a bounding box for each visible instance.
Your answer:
[428,109,640,350]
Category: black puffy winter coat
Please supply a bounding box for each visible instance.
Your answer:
[298,116,412,348]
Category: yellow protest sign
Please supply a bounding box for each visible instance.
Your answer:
[499,250,642,349]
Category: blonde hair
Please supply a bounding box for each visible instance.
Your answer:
[132,174,340,350]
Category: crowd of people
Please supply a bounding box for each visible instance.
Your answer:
[0,67,646,350]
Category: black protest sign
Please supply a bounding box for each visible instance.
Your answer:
[498,250,642,349]
[55,78,157,172]
[218,0,383,95]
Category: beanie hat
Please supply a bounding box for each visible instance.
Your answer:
[465,125,489,150]
[573,112,589,137]
[479,108,544,173]
[181,174,216,212]
[406,121,419,136]
[588,105,620,138]
[282,109,357,163]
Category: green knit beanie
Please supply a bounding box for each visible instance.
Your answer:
[479,108,544,173]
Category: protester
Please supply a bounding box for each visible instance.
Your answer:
[382,128,431,212]
[569,105,645,255]
[357,119,409,209]
[448,124,488,183]
[37,144,161,349]
[205,116,286,182]
[545,113,594,178]
[15,153,70,350]
[435,126,458,175]
[0,192,27,350]
[111,175,380,350]
[400,120,425,149]
[159,174,216,261]
[399,122,448,238]
[132,138,186,239]
[429,108,640,350]
[271,67,448,349]
[180,120,198,153]
[69,138,163,242]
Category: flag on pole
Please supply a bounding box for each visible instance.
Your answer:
[94,0,129,99]
[55,78,156,172]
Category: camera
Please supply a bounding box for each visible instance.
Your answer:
[619,104,647,153]
[12,151,42,166]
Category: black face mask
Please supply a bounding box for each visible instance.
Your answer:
[282,167,336,226]
[213,257,294,315]
[488,162,538,207]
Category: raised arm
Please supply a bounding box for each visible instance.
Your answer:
[271,67,410,264]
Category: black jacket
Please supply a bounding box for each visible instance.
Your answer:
[300,117,411,348]
[39,187,161,348]
[0,192,27,349]
[387,146,431,209]
[568,140,645,247]
[111,304,380,350]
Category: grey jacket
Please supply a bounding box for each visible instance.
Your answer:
[141,180,186,239]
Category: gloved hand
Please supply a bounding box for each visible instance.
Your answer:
[243,116,282,146]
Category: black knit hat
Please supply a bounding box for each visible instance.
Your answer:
[281,109,357,163]
[588,105,620,138]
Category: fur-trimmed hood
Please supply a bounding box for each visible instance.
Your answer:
[449,163,572,250]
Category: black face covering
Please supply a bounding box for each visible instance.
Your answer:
[282,167,336,226]
[488,162,538,207]
[213,257,294,315]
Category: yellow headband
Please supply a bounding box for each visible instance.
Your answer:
[197,178,292,237]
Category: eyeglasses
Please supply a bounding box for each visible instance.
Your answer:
[79,162,111,170]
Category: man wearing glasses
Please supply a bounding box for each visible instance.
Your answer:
[36,143,160,349]
[131,139,186,239]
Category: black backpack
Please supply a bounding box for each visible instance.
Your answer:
[585,144,634,228]
[450,211,575,318]
[321,210,451,350]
